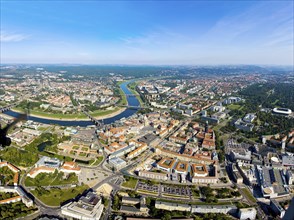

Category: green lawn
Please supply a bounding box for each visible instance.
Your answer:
[0,167,15,185]
[25,171,78,187]
[38,126,48,131]
[89,156,104,166]
[162,193,189,198]
[192,188,200,198]
[79,152,87,157]
[81,147,88,151]
[31,185,88,206]
[122,178,138,189]
[116,81,125,85]
[70,150,76,155]
[0,192,18,200]
[137,189,158,195]
[73,145,79,150]
[13,107,87,119]
[271,99,279,105]
[15,103,125,120]
[249,137,259,142]
[91,107,122,117]
[227,104,241,110]
[118,91,127,105]
[0,147,39,167]
[116,81,128,105]
[157,198,232,206]
[0,201,38,219]
[240,188,256,203]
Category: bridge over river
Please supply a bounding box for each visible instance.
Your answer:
[2,81,141,127]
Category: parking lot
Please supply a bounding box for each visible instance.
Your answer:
[110,177,124,186]
[161,185,191,197]
[137,181,159,194]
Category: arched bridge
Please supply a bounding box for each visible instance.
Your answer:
[82,110,103,127]
[0,103,17,113]
[116,105,155,110]
[125,94,141,97]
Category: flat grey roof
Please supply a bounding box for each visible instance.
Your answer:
[120,205,140,213]
[282,155,294,165]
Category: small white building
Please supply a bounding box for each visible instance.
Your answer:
[238,207,257,220]
[191,205,237,214]
[109,157,127,170]
[286,170,293,185]
[35,156,61,168]
[243,113,256,123]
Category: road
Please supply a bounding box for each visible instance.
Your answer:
[25,184,76,190]
[234,183,267,220]
[103,188,119,220]
[92,174,123,190]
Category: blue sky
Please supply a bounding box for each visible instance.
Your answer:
[1,1,293,65]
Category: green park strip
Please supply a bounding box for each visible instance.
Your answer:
[30,185,88,206]
[13,106,124,120]
[136,189,158,196]
[89,156,104,166]
[25,171,78,187]
[227,104,241,110]
[0,167,15,185]
[162,193,190,199]
[12,107,87,120]
[249,137,259,142]
[0,201,38,219]
[115,81,128,105]
[0,147,39,167]
[240,187,256,203]
[121,178,138,189]
[0,192,18,200]
[119,90,128,106]
[116,81,124,85]
[192,189,200,198]
[90,107,123,117]
[157,198,233,206]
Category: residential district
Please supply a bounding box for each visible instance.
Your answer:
[0,65,293,220]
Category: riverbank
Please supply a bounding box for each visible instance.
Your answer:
[11,108,88,121]
[10,106,126,121]
[91,107,126,120]
[127,81,145,106]
[116,80,128,105]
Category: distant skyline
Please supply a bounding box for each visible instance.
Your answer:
[1,1,293,65]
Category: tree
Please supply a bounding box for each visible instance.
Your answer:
[162,212,171,220]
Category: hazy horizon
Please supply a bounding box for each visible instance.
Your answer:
[1,63,294,67]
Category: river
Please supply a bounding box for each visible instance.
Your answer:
[3,81,140,127]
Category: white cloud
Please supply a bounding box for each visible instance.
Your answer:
[0,31,29,42]
[202,2,293,46]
